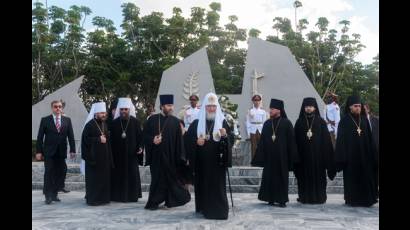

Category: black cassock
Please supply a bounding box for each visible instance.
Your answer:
[81,119,114,205]
[251,117,299,205]
[143,114,191,209]
[294,115,336,204]
[110,116,143,202]
[185,119,232,220]
[335,114,378,207]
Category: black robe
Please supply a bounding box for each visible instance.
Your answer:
[143,113,191,209]
[185,119,232,220]
[109,116,143,202]
[251,117,299,204]
[335,114,378,207]
[294,115,335,204]
[81,119,114,205]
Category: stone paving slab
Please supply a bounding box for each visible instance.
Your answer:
[32,191,378,230]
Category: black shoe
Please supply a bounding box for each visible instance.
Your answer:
[59,189,70,193]
[278,203,286,208]
[268,202,274,205]
[52,196,61,202]
[45,198,52,205]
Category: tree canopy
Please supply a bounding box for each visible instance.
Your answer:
[32,1,379,118]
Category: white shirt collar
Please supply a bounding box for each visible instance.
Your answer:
[52,114,62,126]
[52,113,61,119]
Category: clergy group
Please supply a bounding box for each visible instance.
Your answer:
[35,92,379,220]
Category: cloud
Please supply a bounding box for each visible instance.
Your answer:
[347,16,379,64]
[123,0,378,64]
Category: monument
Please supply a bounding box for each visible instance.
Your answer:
[32,39,347,195]
[236,37,326,141]
[155,38,326,165]
[32,39,325,165]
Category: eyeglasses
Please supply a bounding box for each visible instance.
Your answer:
[53,105,62,108]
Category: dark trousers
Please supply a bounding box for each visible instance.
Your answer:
[57,160,67,191]
[250,130,261,159]
[43,155,66,198]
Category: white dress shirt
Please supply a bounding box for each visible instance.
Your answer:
[325,102,340,136]
[52,113,62,127]
[184,106,200,130]
[246,106,268,137]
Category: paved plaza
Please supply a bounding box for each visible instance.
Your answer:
[32,191,378,230]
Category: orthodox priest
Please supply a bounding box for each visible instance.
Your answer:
[185,92,232,220]
[110,98,144,202]
[294,97,336,204]
[81,102,114,206]
[251,98,298,207]
[335,95,378,207]
[143,94,191,210]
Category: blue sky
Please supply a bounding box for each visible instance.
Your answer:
[35,0,379,64]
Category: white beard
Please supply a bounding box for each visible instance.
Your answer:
[206,112,216,120]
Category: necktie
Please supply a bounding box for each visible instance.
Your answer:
[56,116,61,132]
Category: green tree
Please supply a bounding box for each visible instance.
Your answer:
[293,1,303,32]
[32,1,378,119]
[248,28,261,38]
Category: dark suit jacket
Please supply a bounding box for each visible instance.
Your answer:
[369,115,379,152]
[36,115,76,158]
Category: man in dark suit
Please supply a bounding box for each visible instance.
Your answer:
[364,103,379,198]
[36,100,76,204]
[364,104,379,152]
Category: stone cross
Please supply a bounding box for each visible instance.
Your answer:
[251,69,264,96]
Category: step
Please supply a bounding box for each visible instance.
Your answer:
[33,172,344,186]
[32,162,344,193]
[33,163,343,178]
[32,181,345,194]
[32,180,344,193]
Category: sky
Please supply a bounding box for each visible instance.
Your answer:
[36,0,379,64]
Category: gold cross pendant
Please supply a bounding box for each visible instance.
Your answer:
[357,128,362,136]
[307,129,313,140]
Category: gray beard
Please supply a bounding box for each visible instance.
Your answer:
[206,112,216,121]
